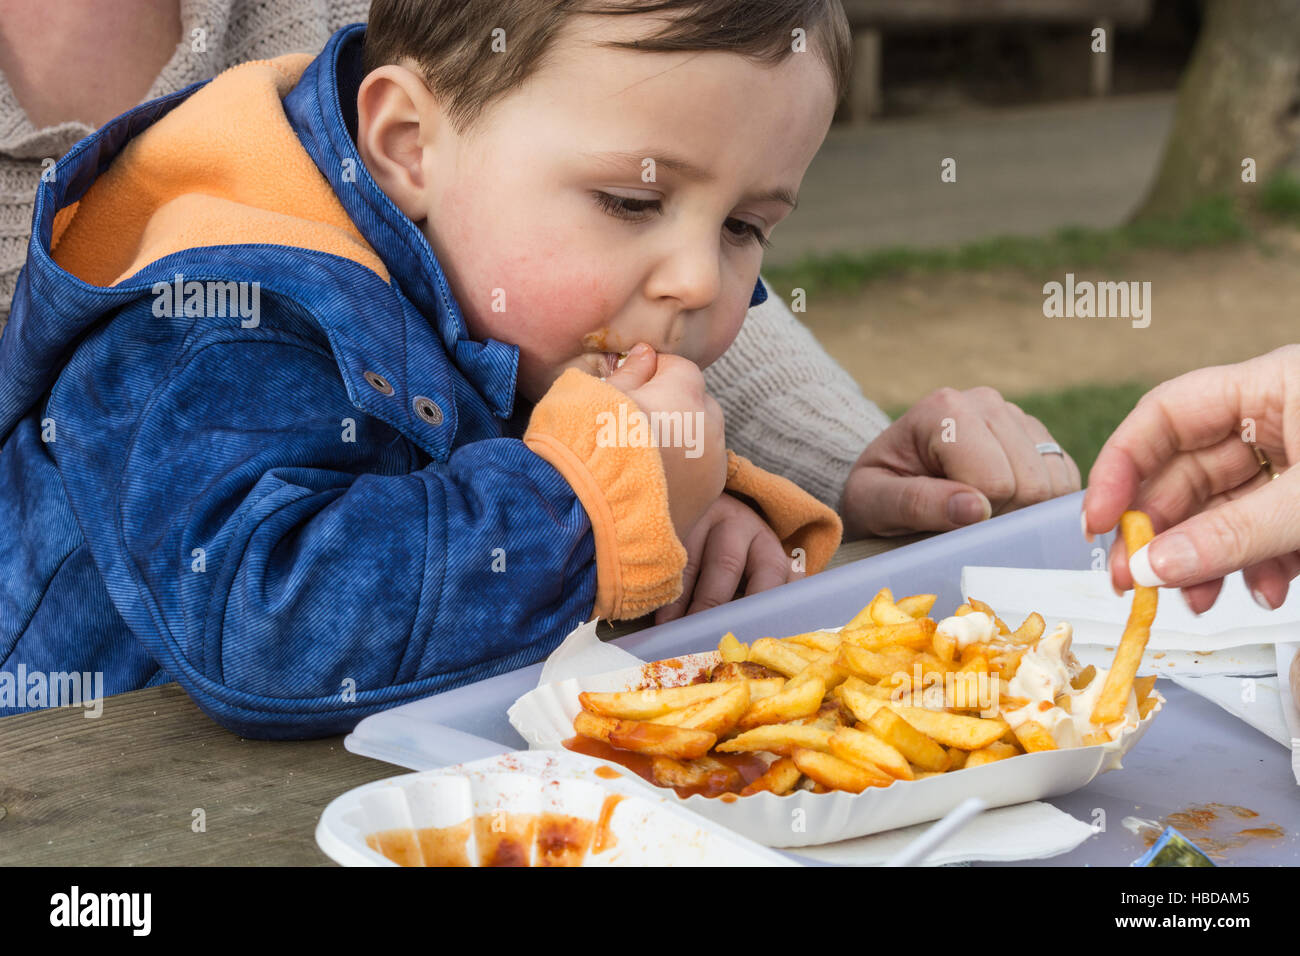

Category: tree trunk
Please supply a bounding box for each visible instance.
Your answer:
[1134,0,1300,221]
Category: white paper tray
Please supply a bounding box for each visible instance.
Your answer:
[507,651,1163,848]
[316,750,794,866]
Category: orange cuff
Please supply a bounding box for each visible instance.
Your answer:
[724,451,843,575]
[523,368,687,621]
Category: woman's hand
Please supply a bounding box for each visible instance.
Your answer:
[1083,345,1300,611]
[654,492,798,624]
[840,386,1080,538]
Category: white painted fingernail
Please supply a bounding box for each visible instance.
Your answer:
[1080,510,1094,543]
[1252,588,1274,611]
[1128,544,1168,588]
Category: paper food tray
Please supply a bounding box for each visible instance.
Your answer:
[316,749,795,866]
[507,652,1164,849]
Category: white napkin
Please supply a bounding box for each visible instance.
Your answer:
[962,567,1300,658]
[789,801,1094,866]
[1276,643,1300,785]
[538,618,643,685]
[1170,674,1291,747]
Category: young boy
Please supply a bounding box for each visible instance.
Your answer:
[0,0,849,737]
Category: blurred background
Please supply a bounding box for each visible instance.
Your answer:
[768,0,1300,473]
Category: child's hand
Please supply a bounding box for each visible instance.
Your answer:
[604,343,727,542]
[653,492,798,624]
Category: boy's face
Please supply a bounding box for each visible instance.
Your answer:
[360,14,837,404]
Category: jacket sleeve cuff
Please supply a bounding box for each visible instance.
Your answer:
[724,450,843,574]
[522,368,687,620]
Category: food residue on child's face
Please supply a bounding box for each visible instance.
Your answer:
[395,10,836,404]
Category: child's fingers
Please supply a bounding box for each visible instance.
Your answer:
[740,530,795,596]
[654,509,714,625]
[601,341,656,388]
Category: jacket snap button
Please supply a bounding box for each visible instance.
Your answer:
[364,370,394,396]
[413,395,443,425]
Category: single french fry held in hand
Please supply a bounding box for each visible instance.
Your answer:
[1092,510,1158,724]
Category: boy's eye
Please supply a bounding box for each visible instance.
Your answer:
[592,192,771,250]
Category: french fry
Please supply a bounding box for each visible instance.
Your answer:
[886,705,1009,750]
[1092,510,1158,724]
[786,652,849,692]
[933,629,958,662]
[834,643,916,682]
[1009,612,1045,645]
[652,683,749,736]
[946,747,968,770]
[649,756,743,792]
[967,598,1010,634]
[838,677,892,724]
[792,747,892,793]
[1071,664,1097,690]
[739,756,802,796]
[1133,674,1157,706]
[718,632,748,663]
[735,678,826,730]
[579,682,733,720]
[784,630,843,653]
[867,709,950,772]
[1080,731,1111,746]
[748,637,814,677]
[868,588,914,626]
[1138,696,1160,719]
[964,740,1020,767]
[573,710,716,759]
[829,726,914,780]
[716,722,833,757]
[895,593,937,618]
[842,618,937,651]
[1012,719,1058,753]
[845,588,891,630]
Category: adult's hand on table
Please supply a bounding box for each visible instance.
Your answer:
[839,386,1081,539]
[1082,345,1300,613]
[654,492,798,624]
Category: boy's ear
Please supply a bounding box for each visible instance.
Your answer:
[356,64,439,220]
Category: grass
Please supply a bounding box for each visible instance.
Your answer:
[1259,171,1300,224]
[887,381,1150,479]
[764,193,1254,299]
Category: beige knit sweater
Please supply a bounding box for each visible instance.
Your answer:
[0,0,890,512]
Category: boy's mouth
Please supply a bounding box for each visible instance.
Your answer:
[593,351,629,378]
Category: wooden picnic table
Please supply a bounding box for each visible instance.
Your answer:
[0,535,919,866]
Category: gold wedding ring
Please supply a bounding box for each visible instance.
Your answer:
[1251,443,1281,480]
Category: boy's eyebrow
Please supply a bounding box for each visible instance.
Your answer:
[581,148,798,210]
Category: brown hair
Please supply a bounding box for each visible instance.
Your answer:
[362,0,851,135]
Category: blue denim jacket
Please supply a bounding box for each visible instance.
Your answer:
[0,25,768,738]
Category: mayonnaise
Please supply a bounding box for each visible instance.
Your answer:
[935,611,997,650]
[1000,622,1140,748]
